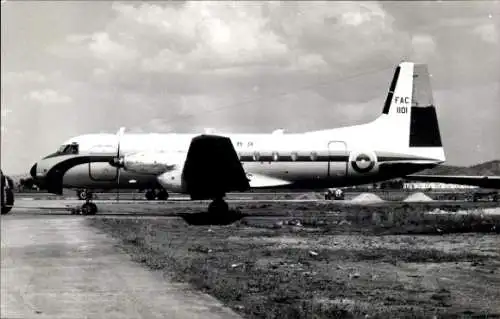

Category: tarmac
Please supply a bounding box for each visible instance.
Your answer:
[1,213,241,319]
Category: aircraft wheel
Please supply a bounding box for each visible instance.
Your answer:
[81,202,98,215]
[145,190,156,200]
[77,190,86,200]
[156,190,169,201]
[78,190,93,200]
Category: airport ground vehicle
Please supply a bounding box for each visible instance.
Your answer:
[324,188,345,200]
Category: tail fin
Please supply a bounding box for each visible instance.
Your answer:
[373,61,445,160]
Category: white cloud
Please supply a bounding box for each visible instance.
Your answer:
[120,2,290,74]
[265,2,402,70]
[473,23,498,43]
[2,71,46,85]
[340,4,386,26]
[87,32,138,65]
[51,1,400,76]
[25,89,72,105]
[411,34,436,61]
[50,31,138,70]
[147,118,173,132]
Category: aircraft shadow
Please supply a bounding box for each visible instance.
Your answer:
[178,210,245,225]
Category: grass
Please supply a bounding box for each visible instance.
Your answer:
[87,204,500,319]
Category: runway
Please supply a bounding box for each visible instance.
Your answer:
[1,215,241,319]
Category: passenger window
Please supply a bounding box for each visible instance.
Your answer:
[253,152,260,161]
[291,152,298,161]
[310,152,318,161]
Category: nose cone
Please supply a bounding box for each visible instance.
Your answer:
[30,163,37,179]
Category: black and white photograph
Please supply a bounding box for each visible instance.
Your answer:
[1,1,499,318]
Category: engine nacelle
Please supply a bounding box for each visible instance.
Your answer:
[157,167,186,193]
[122,151,185,175]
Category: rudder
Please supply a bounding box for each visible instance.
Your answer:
[409,64,442,147]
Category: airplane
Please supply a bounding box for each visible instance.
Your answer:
[29,61,446,215]
[404,174,499,201]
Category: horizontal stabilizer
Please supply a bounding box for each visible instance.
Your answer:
[404,175,500,189]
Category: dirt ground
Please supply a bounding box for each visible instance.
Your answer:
[87,203,500,319]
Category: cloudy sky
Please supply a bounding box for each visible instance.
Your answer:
[1,1,499,174]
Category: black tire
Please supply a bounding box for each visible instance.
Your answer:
[81,202,98,215]
[78,190,93,200]
[77,190,87,200]
[145,190,156,200]
[208,198,229,215]
[156,190,169,201]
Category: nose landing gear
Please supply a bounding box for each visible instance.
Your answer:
[77,189,94,200]
[80,201,98,215]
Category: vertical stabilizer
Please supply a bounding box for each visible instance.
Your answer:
[373,61,445,161]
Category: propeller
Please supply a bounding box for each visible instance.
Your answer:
[115,127,126,202]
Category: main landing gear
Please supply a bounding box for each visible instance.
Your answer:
[207,197,229,215]
[144,189,169,201]
[180,196,241,226]
[73,189,97,215]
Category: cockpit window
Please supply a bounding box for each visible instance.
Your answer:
[57,142,79,155]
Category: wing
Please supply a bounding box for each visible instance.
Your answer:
[182,134,250,200]
[404,175,500,189]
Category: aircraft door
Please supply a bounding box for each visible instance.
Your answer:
[328,141,347,178]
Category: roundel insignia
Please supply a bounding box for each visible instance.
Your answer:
[351,153,375,173]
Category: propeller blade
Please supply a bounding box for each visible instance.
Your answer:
[116,126,125,158]
[115,127,125,202]
[116,167,121,203]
